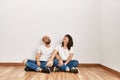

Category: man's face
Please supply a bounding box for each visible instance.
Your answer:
[43,36,51,44]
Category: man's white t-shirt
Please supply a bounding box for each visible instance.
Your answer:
[55,45,73,61]
[36,45,54,61]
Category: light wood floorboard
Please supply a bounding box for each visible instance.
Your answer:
[0,66,120,80]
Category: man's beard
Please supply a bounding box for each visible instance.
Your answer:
[45,40,51,44]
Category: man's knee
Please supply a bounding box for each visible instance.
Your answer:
[23,58,28,65]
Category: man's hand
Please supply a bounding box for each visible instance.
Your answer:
[58,60,63,66]
[37,61,41,66]
[46,60,53,67]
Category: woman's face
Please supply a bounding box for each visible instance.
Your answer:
[63,36,69,43]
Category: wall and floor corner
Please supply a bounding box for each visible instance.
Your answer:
[100,0,120,72]
[0,0,120,72]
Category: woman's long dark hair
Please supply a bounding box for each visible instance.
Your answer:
[62,34,73,50]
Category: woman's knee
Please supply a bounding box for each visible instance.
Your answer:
[72,60,79,67]
[73,60,79,67]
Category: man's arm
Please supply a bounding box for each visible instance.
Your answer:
[49,50,58,60]
[46,50,58,67]
[35,53,41,66]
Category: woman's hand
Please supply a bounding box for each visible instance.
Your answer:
[37,61,41,66]
[64,62,68,65]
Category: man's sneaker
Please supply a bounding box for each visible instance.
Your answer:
[24,67,35,71]
[50,67,54,72]
[69,67,78,73]
[41,68,50,73]
[53,67,60,72]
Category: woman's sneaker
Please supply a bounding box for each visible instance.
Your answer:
[41,68,50,73]
[53,67,60,72]
[69,67,78,73]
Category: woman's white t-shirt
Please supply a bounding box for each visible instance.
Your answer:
[55,45,73,61]
[36,45,54,61]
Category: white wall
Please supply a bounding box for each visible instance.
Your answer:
[0,0,100,63]
[100,0,120,71]
[0,0,120,72]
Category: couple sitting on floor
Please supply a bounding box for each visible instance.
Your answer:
[23,34,79,73]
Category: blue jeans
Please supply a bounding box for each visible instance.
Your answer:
[53,59,79,71]
[25,59,49,71]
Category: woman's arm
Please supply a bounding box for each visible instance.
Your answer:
[56,54,64,66]
[64,53,73,65]
[55,53,62,61]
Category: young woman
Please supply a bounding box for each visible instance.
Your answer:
[49,34,79,73]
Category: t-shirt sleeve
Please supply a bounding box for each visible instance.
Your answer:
[36,46,42,54]
[55,45,60,51]
[70,47,73,54]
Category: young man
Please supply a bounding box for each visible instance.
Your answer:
[23,36,54,73]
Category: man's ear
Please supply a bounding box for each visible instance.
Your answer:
[42,37,44,42]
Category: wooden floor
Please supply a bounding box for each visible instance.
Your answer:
[0,66,120,80]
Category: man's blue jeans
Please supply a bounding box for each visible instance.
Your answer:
[25,59,49,71]
[53,59,79,71]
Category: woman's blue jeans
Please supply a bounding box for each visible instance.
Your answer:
[53,59,79,71]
